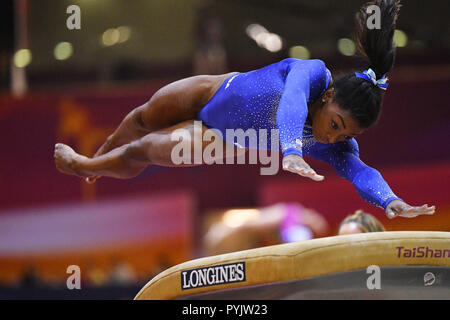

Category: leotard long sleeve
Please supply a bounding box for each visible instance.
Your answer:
[196,58,402,209]
[276,59,329,157]
[302,126,403,208]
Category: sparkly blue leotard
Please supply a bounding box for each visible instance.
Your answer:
[197,58,402,209]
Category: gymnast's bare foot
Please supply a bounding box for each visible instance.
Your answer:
[54,143,89,177]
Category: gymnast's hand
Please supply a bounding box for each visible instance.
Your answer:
[385,200,435,219]
[282,154,324,181]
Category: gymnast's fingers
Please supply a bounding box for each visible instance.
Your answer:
[396,206,421,218]
[282,163,309,176]
[297,168,324,181]
[281,158,324,181]
[412,204,435,216]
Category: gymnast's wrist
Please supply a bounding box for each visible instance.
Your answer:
[383,197,404,210]
[282,148,303,158]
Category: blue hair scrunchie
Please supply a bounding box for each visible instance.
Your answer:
[355,68,389,90]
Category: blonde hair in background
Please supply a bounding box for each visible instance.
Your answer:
[338,210,386,233]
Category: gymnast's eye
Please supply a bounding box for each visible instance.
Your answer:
[331,120,339,130]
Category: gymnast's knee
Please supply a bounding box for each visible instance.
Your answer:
[131,107,148,131]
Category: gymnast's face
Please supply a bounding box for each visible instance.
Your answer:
[311,89,365,144]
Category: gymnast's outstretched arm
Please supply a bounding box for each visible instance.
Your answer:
[307,138,435,219]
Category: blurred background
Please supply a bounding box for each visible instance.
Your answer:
[0,0,449,299]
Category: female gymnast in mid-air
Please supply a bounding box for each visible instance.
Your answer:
[55,0,435,219]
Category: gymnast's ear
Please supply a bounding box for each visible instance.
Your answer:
[322,87,335,104]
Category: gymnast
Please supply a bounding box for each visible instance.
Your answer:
[54,0,434,219]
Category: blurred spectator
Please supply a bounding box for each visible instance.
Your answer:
[202,202,329,256]
[202,205,389,256]
[19,266,42,288]
[337,210,386,235]
[150,254,173,278]
[108,259,137,286]
[85,263,108,288]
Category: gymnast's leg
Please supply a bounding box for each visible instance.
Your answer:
[54,120,239,179]
[84,73,234,182]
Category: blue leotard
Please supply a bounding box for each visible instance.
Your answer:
[197,58,402,209]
